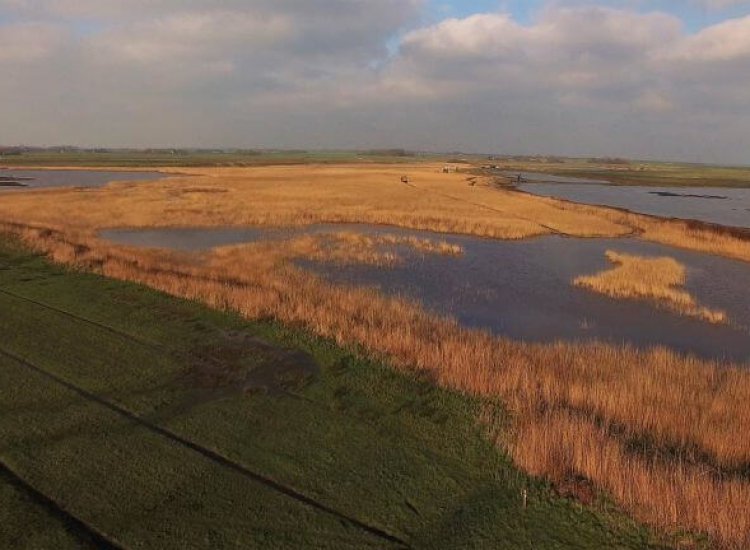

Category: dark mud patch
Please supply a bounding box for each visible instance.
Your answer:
[189,332,319,395]
[649,191,727,200]
[181,187,229,194]
[151,333,319,421]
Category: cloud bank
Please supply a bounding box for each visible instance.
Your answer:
[1,0,748,163]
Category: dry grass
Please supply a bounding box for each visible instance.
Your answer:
[0,164,632,239]
[550,200,750,263]
[504,409,750,546]
[4,221,750,547]
[1,163,750,262]
[211,231,462,271]
[575,251,728,323]
[3,163,750,546]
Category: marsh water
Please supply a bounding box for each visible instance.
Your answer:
[0,169,165,190]
[102,226,274,251]
[518,179,750,229]
[504,171,611,185]
[103,224,750,363]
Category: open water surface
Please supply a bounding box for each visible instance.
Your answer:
[518,177,750,228]
[0,169,165,190]
[102,224,750,363]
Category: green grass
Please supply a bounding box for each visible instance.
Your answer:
[0,467,99,550]
[0,235,669,549]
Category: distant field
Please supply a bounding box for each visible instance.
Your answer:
[498,159,750,188]
[0,235,662,549]
[4,151,748,188]
[0,150,441,168]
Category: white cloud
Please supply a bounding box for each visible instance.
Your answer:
[0,1,748,163]
[392,8,682,104]
[0,22,69,62]
[694,0,750,8]
[663,14,750,61]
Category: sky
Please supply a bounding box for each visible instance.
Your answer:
[1,0,749,163]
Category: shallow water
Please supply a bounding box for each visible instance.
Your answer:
[102,224,750,363]
[520,181,750,229]
[503,171,611,185]
[101,226,275,251]
[0,169,164,190]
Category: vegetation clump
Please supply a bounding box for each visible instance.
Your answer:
[574,251,727,323]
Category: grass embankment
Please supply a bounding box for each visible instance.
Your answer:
[0,466,101,549]
[4,221,750,548]
[0,235,661,549]
[574,251,728,323]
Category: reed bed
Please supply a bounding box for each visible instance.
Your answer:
[553,200,750,263]
[575,251,728,323]
[2,163,750,264]
[4,220,749,548]
[0,164,631,240]
[507,409,750,545]
[208,231,462,272]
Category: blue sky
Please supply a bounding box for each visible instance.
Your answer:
[431,0,750,30]
[431,0,542,23]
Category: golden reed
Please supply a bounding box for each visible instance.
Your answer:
[575,251,727,323]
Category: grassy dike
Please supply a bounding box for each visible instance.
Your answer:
[0,234,668,549]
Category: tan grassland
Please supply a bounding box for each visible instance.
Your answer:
[2,163,750,546]
[1,163,750,261]
[0,164,633,238]
[575,251,728,323]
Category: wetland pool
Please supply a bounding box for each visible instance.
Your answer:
[519,180,750,229]
[102,224,750,363]
[0,169,165,190]
[503,171,611,185]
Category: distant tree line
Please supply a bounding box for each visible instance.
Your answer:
[0,146,266,156]
[588,157,631,165]
[363,149,416,157]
